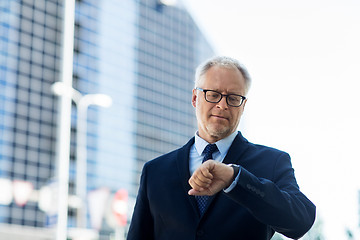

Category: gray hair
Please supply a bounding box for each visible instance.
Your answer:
[194,56,252,95]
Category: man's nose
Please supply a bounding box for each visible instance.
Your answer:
[216,96,228,109]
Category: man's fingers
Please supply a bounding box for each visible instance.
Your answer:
[189,174,212,191]
[188,160,220,195]
[188,163,216,195]
[194,169,213,184]
[189,167,213,187]
[188,188,203,196]
[188,186,213,196]
[188,177,205,191]
[199,165,213,179]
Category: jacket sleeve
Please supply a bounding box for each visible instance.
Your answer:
[127,164,154,240]
[225,152,316,239]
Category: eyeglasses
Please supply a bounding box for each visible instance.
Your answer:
[196,88,246,107]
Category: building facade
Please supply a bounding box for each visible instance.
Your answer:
[0,0,214,238]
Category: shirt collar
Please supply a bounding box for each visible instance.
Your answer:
[194,131,238,158]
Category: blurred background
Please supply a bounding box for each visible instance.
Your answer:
[0,0,359,239]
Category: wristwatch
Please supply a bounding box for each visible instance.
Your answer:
[227,164,240,181]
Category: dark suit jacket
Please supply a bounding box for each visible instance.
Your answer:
[127,132,316,240]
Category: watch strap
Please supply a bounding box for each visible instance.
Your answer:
[228,164,240,181]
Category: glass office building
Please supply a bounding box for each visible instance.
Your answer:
[0,0,214,238]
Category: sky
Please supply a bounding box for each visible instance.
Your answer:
[183,0,360,239]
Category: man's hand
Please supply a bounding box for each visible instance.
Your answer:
[188,160,234,196]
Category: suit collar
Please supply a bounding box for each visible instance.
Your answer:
[194,131,238,160]
[175,137,200,216]
[222,131,249,165]
[175,137,194,187]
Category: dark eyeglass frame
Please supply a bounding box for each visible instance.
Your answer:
[195,87,246,107]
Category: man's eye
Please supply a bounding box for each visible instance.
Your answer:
[228,95,240,102]
[208,93,219,98]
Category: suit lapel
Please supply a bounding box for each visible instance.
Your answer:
[175,137,200,216]
[222,132,249,165]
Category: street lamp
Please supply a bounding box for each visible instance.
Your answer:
[52,81,112,229]
[55,1,75,239]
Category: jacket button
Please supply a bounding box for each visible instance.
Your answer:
[196,230,204,236]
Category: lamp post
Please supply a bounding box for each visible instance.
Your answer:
[75,92,112,229]
[52,82,112,229]
[54,0,75,239]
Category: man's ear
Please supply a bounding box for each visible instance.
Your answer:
[191,89,197,108]
[242,98,248,109]
[240,98,248,114]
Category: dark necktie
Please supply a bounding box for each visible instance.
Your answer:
[196,143,218,216]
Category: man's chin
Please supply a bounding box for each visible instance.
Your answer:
[207,126,231,139]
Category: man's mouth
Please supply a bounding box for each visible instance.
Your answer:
[211,115,228,120]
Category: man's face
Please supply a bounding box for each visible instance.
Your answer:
[192,66,247,143]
